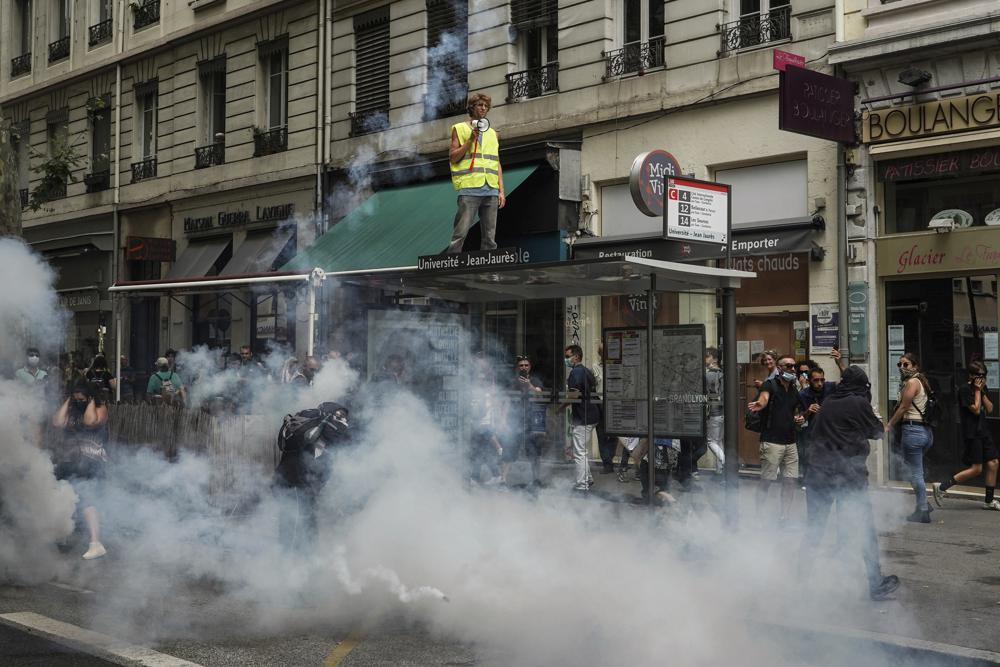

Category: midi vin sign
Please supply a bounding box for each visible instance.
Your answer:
[663,176,730,245]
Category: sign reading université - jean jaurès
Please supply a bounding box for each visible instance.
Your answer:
[663,177,729,245]
[876,227,1000,277]
[863,92,1000,144]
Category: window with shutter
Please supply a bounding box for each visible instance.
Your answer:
[425,0,468,120]
[351,7,390,136]
[508,0,558,101]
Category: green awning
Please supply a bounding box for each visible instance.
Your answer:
[283,165,538,272]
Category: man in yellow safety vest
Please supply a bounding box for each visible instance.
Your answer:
[446,92,505,253]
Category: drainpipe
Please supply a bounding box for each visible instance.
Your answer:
[836,65,849,361]
[112,0,126,402]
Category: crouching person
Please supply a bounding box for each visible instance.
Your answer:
[273,402,351,550]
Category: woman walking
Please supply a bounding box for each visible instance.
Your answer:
[885,352,934,523]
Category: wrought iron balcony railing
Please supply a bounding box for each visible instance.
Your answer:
[506,62,559,102]
[603,36,665,79]
[194,142,225,169]
[19,189,29,210]
[719,6,791,55]
[11,52,31,77]
[89,19,113,46]
[84,170,111,193]
[349,109,389,137]
[132,0,160,30]
[253,126,288,156]
[48,36,70,63]
[131,156,157,183]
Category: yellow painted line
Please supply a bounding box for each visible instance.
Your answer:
[323,632,364,667]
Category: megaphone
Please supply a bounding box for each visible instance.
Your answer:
[475,118,490,135]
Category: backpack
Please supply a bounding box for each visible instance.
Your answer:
[276,408,326,454]
[913,376,942,429]
[156,371,179,403]
[744,380,772,434]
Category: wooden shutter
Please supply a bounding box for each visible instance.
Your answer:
[511,0,556,30]
[426,0,467,117]
[354,7,390,113]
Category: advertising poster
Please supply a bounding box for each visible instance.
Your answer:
[810,303,839,354]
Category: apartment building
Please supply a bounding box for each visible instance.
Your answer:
[287,0,843,468]
[832,0,1000,484]
[0,0,325,373]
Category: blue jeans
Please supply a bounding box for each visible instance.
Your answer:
[446,195,498,253]
[902,423,934,511]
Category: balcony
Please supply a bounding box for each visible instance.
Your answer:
[506,62,559,102]
[84,170,111,193]
[19,189,28,210]
[131,156,157,183]
[349,109,389,137]
[89,19,113,47]
[719,6,792,55]
[603,37,665,79]
[132,0,160,30]
[48,36,70,63]
[253,126,288,156]
[194,142,225,169]
[10,52,31,77]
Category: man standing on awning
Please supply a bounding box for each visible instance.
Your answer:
[446,92,505,253]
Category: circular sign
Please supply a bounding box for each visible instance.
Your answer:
[629,150,682,217]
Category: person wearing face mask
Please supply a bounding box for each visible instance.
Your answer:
[147,356,187,406]
[885,352,934,523]
[562,345,601,492]
[797,365,900,601]
[932,361,998,512]
[16,347,48,388]
[748,355,803,525]
[52,381,110,560]
[885,352,935,523]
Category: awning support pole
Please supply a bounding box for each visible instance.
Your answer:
[722,286,739,526]
[115,310,122,403]
[306,275,317,357]
[646,272,656,507]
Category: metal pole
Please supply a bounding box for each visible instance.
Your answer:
[115,313,122,403]
[646,272,656,507]
[722,286,739,525]
[306,278,316,357]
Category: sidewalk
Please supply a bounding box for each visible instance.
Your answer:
[570,461,1000,659]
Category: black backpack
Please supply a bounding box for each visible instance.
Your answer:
[744,380,772,434]
[276,409,326,454]
[913,377,942,429]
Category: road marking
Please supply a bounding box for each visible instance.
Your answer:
[0,611,204,666]
[323,632,364,667]
[47,581,95,595]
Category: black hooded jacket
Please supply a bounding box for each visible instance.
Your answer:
[805,366,884,490]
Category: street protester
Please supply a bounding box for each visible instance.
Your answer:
[85,354,116,403]
[748,354,802,526]
[52,381,110,560]
[15,347,48,390]
[446,92,505,253]
[797,365,900,601]
[273,402,351,549]
[290,355,322,387]
[796,366,837,482]
[753,349,779,389]
[505,355,545,485]
[933,361,999,511]
[563,345,601,492]
[147,356,187,406]
[885,352,935,523]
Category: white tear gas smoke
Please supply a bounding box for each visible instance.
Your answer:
[25,312,921,666]
[0,237,77,583]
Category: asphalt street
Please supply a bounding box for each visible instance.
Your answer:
[1,468,999,666]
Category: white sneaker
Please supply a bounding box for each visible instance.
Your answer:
[983,500,1000,511]
[82,542,107,560]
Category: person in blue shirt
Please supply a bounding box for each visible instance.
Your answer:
[563,345,601,492]
[797,366,837,481]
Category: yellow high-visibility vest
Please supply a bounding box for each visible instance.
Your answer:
[450,122,500,191]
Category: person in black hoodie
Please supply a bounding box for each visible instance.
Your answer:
[797,366,900,601]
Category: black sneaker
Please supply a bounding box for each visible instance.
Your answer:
[870,575,900,601]
[906,510,931,524]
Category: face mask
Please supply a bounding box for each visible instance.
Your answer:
[564,358,574,369]
[900,367,918,380]
[27,356,39,367]
[781,371,796,383]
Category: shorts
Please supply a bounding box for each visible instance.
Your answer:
[963,436,999,466]
[760,441,799,481]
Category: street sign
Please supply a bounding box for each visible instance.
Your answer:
[773,49,805,72]
[779,65,856,143]
[847,282,868,358]
[126,236,176,262]
[628,150,682,217]
[663,176,730,245]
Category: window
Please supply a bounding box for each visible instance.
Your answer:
[196,57,226,167]
[255,37,289,154]
[85,95,111,192]
[88,0,113,46]
[14,0,32,54]
[44,109,69,200]
[508,0,558,100]
[12,122,30,208]
[48,0,71,62]
[883,172,1000,235]
[720,0,791,54]
[714,160,808,227]
[137,85,157,159]
[425,0,468,120]
[350,8,389,136]
[605,0,664,78]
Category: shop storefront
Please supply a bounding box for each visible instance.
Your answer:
[866,103,1000,483]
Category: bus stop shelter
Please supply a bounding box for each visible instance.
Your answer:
[110,255,754,511]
